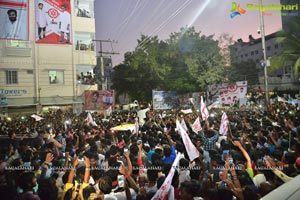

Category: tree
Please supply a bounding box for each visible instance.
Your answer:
[112,27,227,102]
[165,27,226,92]
[227,60,259,85]
[270,17,300,79]
[112,35,170,102]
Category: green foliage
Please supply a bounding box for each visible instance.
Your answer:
[270,17,300,79]
[112,27,227,102]
[228,60,259,85]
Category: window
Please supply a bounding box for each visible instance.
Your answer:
[255,50,259,54]
[274,44,278,49]
[251,51,254,56]
[6,70,18,84]
[49,70,64,84]
[76,64,95,85]
[74,0,94,18]
[267,46,271,51]
[75,32,95,51]
[245,53,248,57]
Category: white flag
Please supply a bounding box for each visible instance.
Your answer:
[31,114,44,121]
[200,96,209,120]
[207,101,220,110]
[151,153,181,200]
[191,117,202,133]
[219,112,229,136]
[133,117,139,134]
[278,96,288,103]
[85,112,98,126]
[181,108,193,114]
[106,106,112,116]
[176,120,200,161]
[181,118,188,131]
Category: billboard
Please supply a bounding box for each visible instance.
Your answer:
[84,90,114,111]
[0,0,29,40]
[152,90,178,110]
[35,0,72,44]
[207,81,248,105]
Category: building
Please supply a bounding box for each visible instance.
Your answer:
[230,0,300,91]
[0,0,97,115]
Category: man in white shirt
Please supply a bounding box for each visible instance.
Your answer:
[3,9,26,40]
[36,2,48,40]
[58,5,70,43]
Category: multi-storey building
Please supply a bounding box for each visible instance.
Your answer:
[230,0,300,91]
[0,0,97,115]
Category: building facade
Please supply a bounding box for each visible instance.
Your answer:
[231,13,300,92]
[0,0,97,115]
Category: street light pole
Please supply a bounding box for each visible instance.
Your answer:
[92,39,119,90]
[259,0,269,106]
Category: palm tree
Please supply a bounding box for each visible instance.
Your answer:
[270,17,300,80]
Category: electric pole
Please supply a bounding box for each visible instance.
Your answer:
[259,0,269,106]
[93,39,119,90]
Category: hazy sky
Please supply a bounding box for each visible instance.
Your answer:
[95,0,282,66]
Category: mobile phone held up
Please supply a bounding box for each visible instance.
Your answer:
[118,175,125,188]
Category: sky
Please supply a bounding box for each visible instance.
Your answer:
[95,0,282,66]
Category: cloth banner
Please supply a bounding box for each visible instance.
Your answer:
[176,120,200,161]
[151,153,181,200]
[200,96,209,120]
[85,112,97,126]
[219,112,229,136]
[191,117,202,133]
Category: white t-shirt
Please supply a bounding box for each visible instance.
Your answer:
[3,19,26,40]
[59,11,70,33]
[36,9,47,28]
[110,188,136,200]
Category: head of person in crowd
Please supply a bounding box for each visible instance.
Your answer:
[85,150,99,168]
[18,172,37,193]
[179,180,201,200]
[259,181,276,197]
[137,173,148,188]
[37,177,58,200]
[97,174,112,195]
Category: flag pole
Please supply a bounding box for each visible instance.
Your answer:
[227,119,234,142]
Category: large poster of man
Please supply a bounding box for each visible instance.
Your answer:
[0,0,28,40]
[35,0,72,44]
[84,90,114,111]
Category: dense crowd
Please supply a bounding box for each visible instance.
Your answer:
[0,93,299,200]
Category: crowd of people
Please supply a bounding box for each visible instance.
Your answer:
[0,92,299,200]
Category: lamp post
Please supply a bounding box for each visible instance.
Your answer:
[259,0,269,106]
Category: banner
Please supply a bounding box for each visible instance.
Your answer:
[84,90,114,111]
[152,90,178,110]
[200,96,209,120]
[207,81,247,105]
[35,0,72,44]
[176,120,199,161]
[85,112,97,126]
[192,117,202,133]
[0,0,28,40]
[219,112,229,136]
